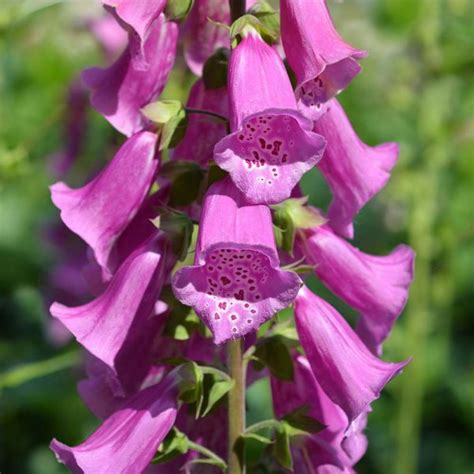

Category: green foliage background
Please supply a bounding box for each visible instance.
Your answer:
[0,1,472,473]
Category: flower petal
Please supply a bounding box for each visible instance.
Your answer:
[302,225,415,354]
[172,178,301,343]
[294,286,409,422]
[50,131,158,274]
[314,99,399,239]
[82,14,177,136]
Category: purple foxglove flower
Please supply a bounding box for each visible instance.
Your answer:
[51,373,178,474]
[102,0,166,69]
[280,0,367,119]
[49,80,88,178]
[50,236,167,394]
[301,225,415,354]
[173,79,228,166]
[50,131,158,274]
[172,177,302,344]
[314,99,400,238]
[294,286,409,422]
[88,14,128,61]
[82,14,177,136]
[214,31,326,204]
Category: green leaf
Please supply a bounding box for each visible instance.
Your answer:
[273,423,293,470]
[282,406,325,435]
[178,361,203,404]
[249,0,280,41]
[230,14,278,48]
[241,432,273,445]
[152,428,189,464]
[154,210,194,261]
[200,375,234,417]
[272,207,295,254]
[203,48,229,90]
[252,336,294,381]
[165,0,194,20]
[160,160,207,207]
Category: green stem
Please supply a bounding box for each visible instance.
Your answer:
[229,0,246,23]
[227,339,246,474]
[0,351,81,390]
[184,108,228,124]
[245,419,280,434]
[188,440,227,470]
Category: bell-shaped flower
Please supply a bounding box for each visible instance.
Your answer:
[51,373,178,474]
[280,0,367,119]
[50,131,159,275]
[50,236,168,395]
[173,79,228,166]
[294,286,409,422]
[214,30,326,204]
[102,0,166,69]
[172,177,302,344]
[314,99,399,238]
[82,14,177,136]
[301,225,415,354]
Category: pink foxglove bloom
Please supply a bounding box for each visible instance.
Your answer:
[301,225,415,354]
[82,14,177,136]
[173,79,228,166]
[294,286,409,422]
[102,0,166,69]
[172,177,302,343]
[280,0,367,119]
[51,374,178,474]
[271,354,368,472]
[50,237,167,395]
[50,131,158,275]
[88,14,128,61]
[314,99,399,238]
[214,30,326,204]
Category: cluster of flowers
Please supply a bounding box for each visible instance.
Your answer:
[46,0,415,472]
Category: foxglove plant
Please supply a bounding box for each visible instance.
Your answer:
[47,1,414,473]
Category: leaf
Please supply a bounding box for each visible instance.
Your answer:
[241,432,273,445]
[252,336,294,381]
[154,211,194,261]
[230,14,278,48]
[178,361,203,404]
[184,457,227,473]
[200,376,234,417]
[165,0,194,20]
[273,423,293,470]
[202,48,229,90]
[249,0,280,41]
[152,428,189,464]
[282,406,325,435]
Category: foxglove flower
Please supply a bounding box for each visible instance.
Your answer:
[50,236,168,395]
[280,0,367,119]
[214,30,326,204]
[51,373,178,474]
[88,14,128,61]
[82,14,177,136]
[301,225,415,354]
[50,131,158,275]
[102,0,166,69]
[314,99,399,238]
[172,177,302,343]
[173,79,228,166]
[294,286,409,422]
[271,354,368,472]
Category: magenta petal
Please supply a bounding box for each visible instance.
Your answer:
[51,375,177,474]
[303,225,415,354]
[50,131,158,274]
[50,238,167,394]
[88,14,128,62]
[82,14,177,136]
[280,0,367,118]
[214,110,326,204]
[294,286,409,422]
[314,99,399,238]
[172,79,228,166]
[172,178,302,344]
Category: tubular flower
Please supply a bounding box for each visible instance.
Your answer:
[82,14,177,136]
[172,177,302,344]
[214,30,326,205]
[294,286,409,422]
[300,225,415,354]
[172,79,228,166]
[314,99,399,239]
[102,0,166,70]
[271,354,368,472]
[280,0,367,119]
[51,373,178,474]
[50,236,168,395]
[50,131,159,275]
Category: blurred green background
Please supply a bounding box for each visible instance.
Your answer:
[0,1,472,473]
